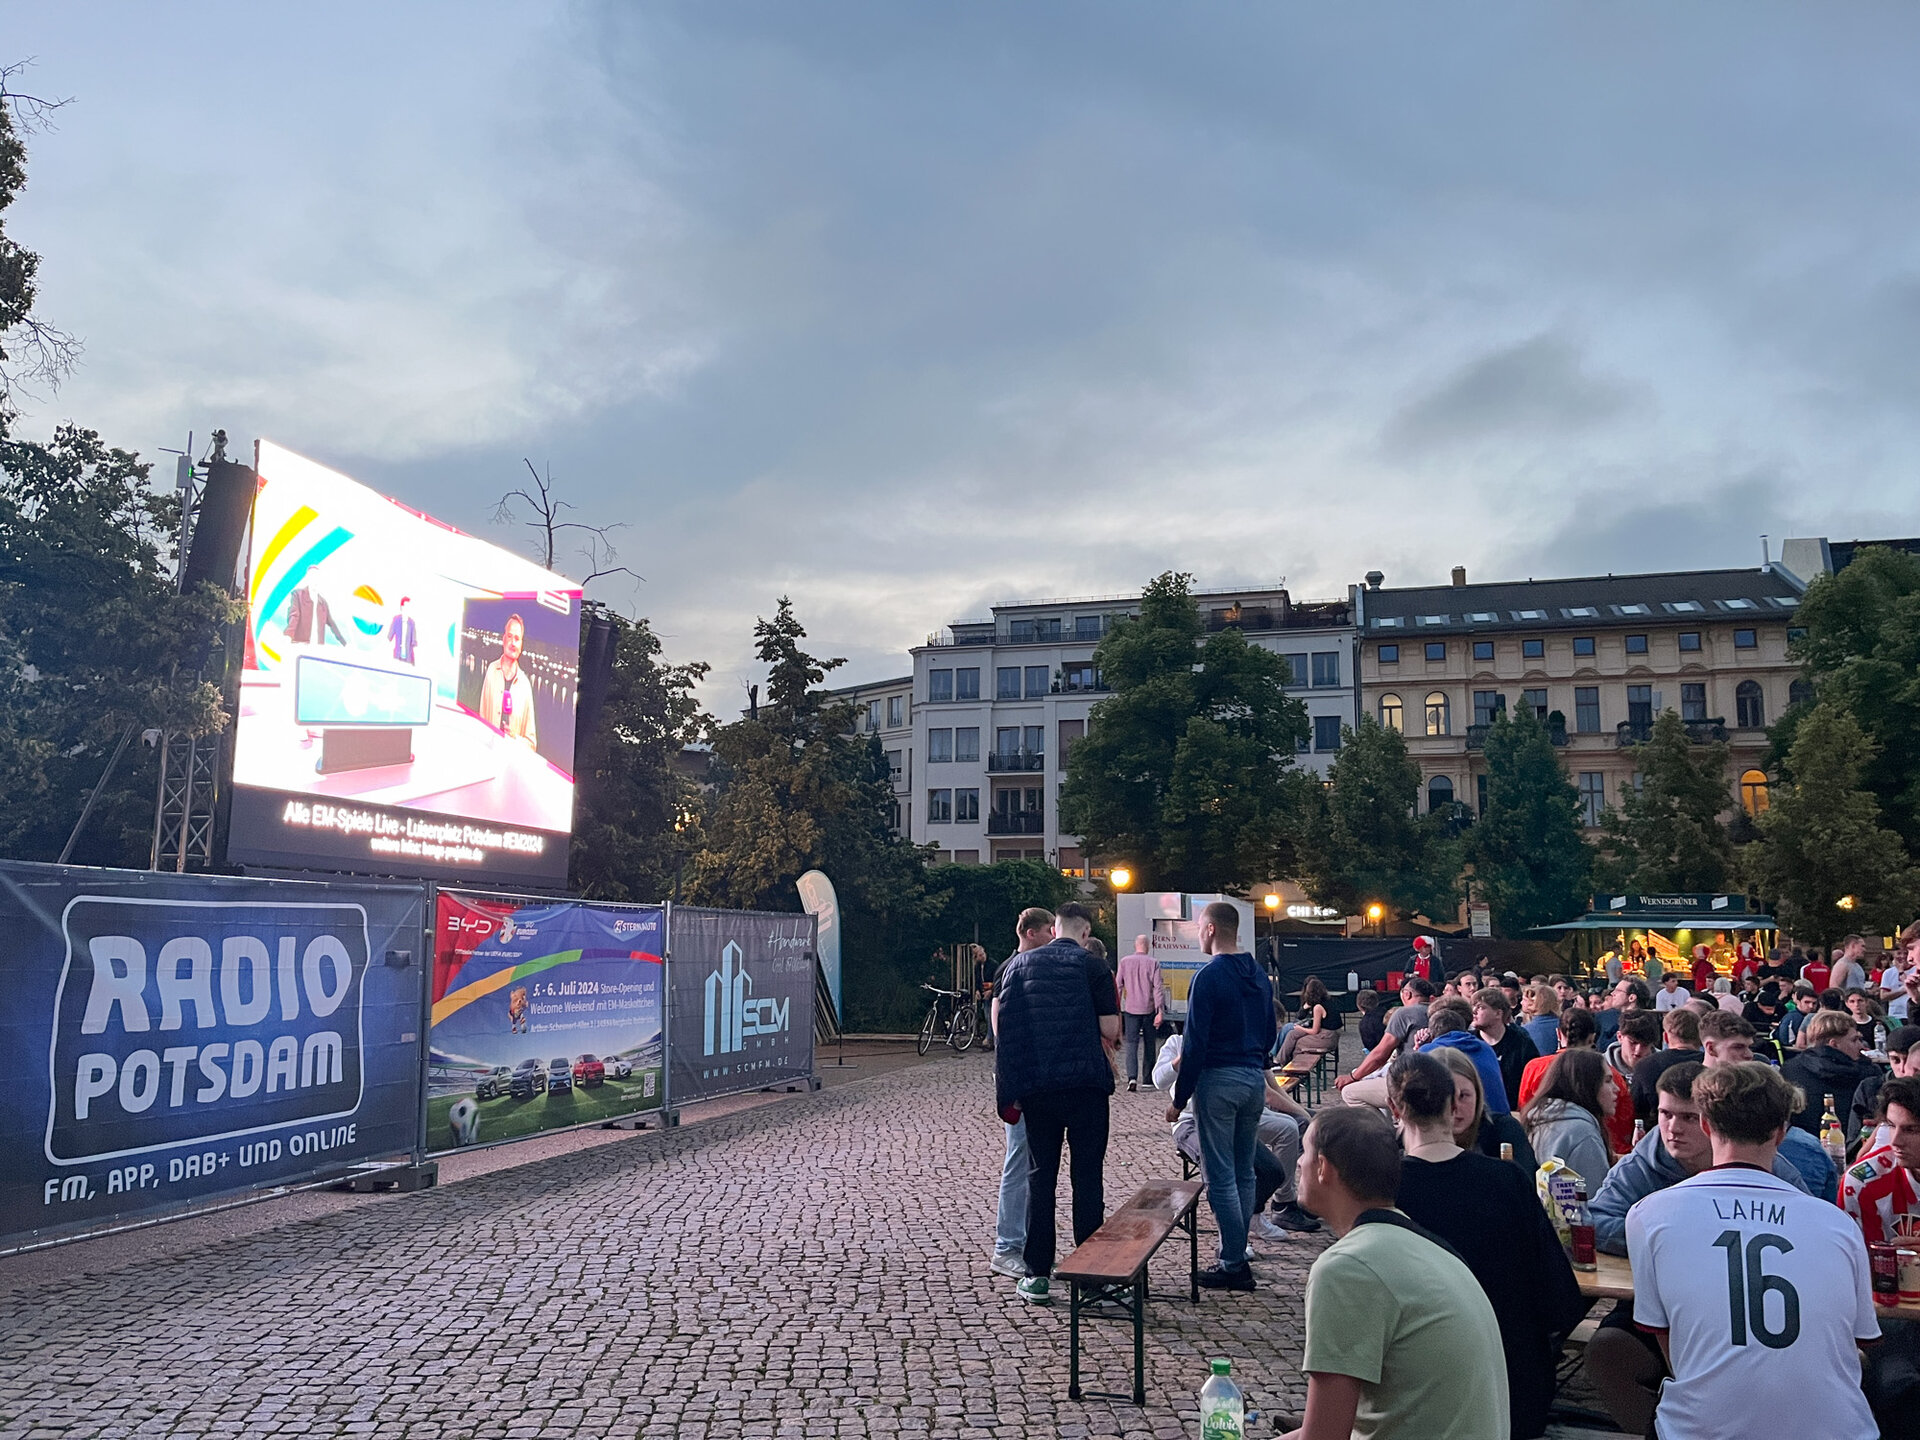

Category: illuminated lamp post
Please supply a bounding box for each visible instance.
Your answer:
[1366,901,1384,938]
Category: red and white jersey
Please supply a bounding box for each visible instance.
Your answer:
[1841,1142,1920,1245]
[1628,1166,1879,1440]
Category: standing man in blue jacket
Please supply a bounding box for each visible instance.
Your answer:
[1167,901,1276,1291]
[994,902,1121,1304]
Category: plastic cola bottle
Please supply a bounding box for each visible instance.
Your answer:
[1200,1358,1244,1440]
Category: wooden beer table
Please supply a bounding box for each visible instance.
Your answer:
[1579,1250,1920,1320]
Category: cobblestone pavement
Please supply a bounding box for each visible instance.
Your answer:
[0,1050,1326,1439]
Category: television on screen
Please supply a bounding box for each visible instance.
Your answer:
[227,441,585,886]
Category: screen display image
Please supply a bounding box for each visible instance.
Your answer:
[229,441,584,886]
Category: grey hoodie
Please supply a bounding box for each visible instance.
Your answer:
[1590,1127,1810,1255]
[1524,1098,1611,1200]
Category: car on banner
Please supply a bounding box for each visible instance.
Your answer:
[573,1054,605,1088]
[476,1065,515,1101]
[546,1056,574,1095]
[509,1057,548,1100]
[604,1055,632,1081]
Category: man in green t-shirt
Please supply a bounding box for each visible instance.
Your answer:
[1281,1108,1510,1440]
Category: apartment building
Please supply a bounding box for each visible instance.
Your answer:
[904,586,1358,867]
[828,674,915,836]
[1355,565,1805,829]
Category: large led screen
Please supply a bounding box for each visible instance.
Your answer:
[228,441,583,886]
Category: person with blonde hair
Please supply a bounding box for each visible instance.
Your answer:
[1432,1044,1535,1172]
[1781,1008,1880,1136]
[1519,982,1561,1055]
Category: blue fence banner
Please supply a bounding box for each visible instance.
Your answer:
[0,862,427,1251]
[427,892,666,1153]
[667,906,816,1104]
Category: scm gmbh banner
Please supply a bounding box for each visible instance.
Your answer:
[667,907,816,1103]
[0,862,427,1250]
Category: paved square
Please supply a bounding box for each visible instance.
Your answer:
[0,1052,1324,1438]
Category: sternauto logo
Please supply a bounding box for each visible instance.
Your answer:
[612,916,652,938]
[703,941,789,1056]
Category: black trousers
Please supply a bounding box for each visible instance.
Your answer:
[1021,1086,1110,1278]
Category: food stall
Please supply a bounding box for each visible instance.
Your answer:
[1534,893,1779,985]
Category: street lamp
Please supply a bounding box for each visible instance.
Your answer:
[1366,901,1384,938]
[1109,865,1133,891]
[1837,894,1859,911]
[1264,893,1281,912]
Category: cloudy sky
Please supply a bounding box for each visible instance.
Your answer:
[10,3,1920,702]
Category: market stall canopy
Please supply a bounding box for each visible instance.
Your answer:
[1532,892,1778,933]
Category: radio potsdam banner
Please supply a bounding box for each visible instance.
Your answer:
[668,907,815,1104]
[0,862,427,1250]
[428,893,665,1152]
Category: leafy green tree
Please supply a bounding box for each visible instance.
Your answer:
[1749,702,1920,947]
[1295,715,1459,922]
[568,607,710,901]
[1594,710,1734,893]
[693,598,935,1029]
[1059,572,1309,891]
[1466,706,1592,934]
[1775,546,1920,853]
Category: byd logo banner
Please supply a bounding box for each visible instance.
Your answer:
[702,940,789,1056]
[45,898,370,1165]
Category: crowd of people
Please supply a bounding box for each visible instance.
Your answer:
[989,917,1920,1438]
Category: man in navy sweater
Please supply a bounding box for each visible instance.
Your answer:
[1167,901,1276,1290]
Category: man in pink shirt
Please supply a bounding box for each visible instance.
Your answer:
[1116,934,1167,1093]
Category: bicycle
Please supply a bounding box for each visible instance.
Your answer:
[918,983,978,1054]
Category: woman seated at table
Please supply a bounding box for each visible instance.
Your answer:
[1275,976,1342,1065]
[1431,1044,1536,1172]
[1391,1053,1588,1440]
[1520,1048,1616,1196]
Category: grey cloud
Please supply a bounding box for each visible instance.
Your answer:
[1382,334,1643,456]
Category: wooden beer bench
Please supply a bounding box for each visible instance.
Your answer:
[1053,1178,1204,1406]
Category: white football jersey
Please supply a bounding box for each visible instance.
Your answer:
[1627,1165,1879,1439]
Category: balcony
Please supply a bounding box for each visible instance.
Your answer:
[1466,722,1569,750]
[987,750,1046,772]
[987,811,1046,835]
[1615,717,1727,747]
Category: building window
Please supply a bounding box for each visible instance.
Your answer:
[1473,640,1494,662]
[1062,663,1099,692]
[1379,644,1400,664]
[1523,639,1544,659]
[1788,626,1807,643]
[1740,769,1770,816]
[929,728,953,763]
[1311,652,1341,688]
[928,789,952,823]
[1058,718,1085,755]
[955,788,979,823]
[1678,632,1701,653]
[1627,685,1654,726]
[888,695,904,728]
[1425,692,1450,737]
[1575,686,1601,733]
[1025,665,1049,699]
[1522,688,1548,720]
[953,849,980,865]
[955,668,980,701]
[1283,652,1309,688]
[996,667,1021,700]
[1425,642,1447,662]
[1734,629,1757,650]
[1427,775,1455,813]
[1574,637,1596,657]
[1472,690,1505,727]
[1625,634,1648,655]
[1380,694,1404,732]
[1789,679,1813,709]
[1025,724,1044,756]
[955,727,979,763]
[1680,683,1706,722]
[886,750,903,784]
[1578,772,1605,827]
[1736,680,1765,729]
[995,727,1020,757]
[1075,615,1103,640]
[1476,773,1489,816]
[886,799,901,831]
[1314,715,1343,751]
[929,669,953,703]
[866,699,882,732]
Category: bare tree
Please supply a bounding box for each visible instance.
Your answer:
[0,61,82,408]
[492,458,643,594]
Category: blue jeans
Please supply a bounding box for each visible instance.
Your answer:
[1195,1067,1265,1268]
[994,1117,1029,1257]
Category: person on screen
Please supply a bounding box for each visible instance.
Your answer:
[285,576,345,646]
[388,596,418,665]
[479,614,537,747]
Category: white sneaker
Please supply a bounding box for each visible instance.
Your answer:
[990,1250,1027,1277]
[1249,1214,1290,1243]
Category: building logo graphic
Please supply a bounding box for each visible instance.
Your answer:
[703,940,790,1056]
